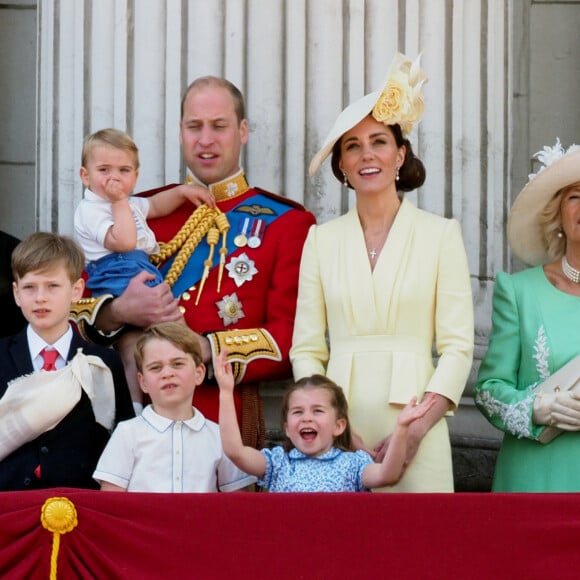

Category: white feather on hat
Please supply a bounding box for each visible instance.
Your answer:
[309,52,428,177]
[507,139,580,266]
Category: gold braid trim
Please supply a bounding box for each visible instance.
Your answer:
[150,205,213,266]
[195,227,220,305]
[164,211,214,287]
[69,295,114,328]
[215,212,230,292]
[149,205,230,293]
[69,295,122,344]
[206,328,282,384]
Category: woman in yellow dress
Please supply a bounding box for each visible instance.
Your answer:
[291,53,474,492]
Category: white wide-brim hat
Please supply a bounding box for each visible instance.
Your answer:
[507,143,580,266]
[309,52,427,177]
[309,91,380,177]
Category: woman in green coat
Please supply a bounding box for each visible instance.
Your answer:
[475,140,580,491]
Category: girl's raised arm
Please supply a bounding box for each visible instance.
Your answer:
[215,349,267,478]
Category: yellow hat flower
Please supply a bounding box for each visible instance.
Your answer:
[309,51,428,176]
[372,53,427,136]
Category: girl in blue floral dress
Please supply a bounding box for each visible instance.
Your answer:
[215,350,435,492]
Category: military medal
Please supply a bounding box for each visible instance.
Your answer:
[233,233,247,247]
[216,293,245,326]
[226,253,258,287]
[234,217,250,247]
[247,219,265,249]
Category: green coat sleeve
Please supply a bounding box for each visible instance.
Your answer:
[473,271,545,440]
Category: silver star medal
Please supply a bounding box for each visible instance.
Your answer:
[226,253,258,287]
[216,293,245,326]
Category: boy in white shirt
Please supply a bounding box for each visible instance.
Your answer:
[93,321,254,492]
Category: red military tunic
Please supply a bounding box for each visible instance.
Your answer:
[147,177,315,446]
[73,173,315,447]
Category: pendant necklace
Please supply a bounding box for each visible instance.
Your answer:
[369,235,387,260]
[367,230,388,261]
[562,255,580,283]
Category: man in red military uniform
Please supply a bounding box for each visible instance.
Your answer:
[72,77,315,448]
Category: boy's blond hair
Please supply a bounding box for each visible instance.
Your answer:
[11,232,85,282]
[135,321,203,373]
[81,128,140,169]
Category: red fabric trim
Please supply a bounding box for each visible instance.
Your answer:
[1,489,580,579]
[254,187,312,211]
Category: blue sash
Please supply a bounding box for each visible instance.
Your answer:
[159,192,292,297]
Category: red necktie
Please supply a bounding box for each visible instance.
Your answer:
[35,348,59,480]
[40,348,59,371]
[35,348,59,479]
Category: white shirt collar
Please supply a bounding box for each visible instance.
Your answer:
[27,324,73,370]
[83,187,107,202]
[141,404,206,432]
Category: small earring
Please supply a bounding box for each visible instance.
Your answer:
[395,167,400,182]
[342,172,348,186]
[557,229,564,239]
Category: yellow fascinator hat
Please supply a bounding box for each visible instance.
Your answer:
[309,52,428,176]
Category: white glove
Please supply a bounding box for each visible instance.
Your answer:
[533,391,580,430]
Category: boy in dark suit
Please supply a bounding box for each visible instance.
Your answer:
[0,232,134,490]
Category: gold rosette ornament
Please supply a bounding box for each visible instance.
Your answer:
[41,497,78,580]
[372,52,427,136]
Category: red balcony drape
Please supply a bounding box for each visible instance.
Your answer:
[1,489,580,579]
